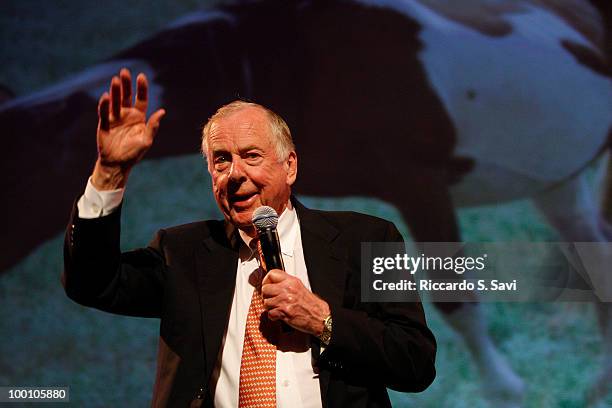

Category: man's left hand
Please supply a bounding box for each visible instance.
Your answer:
[261,269,330,336]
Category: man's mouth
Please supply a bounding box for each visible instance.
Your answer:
[229,192,258,209]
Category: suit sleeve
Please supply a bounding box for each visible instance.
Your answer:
[321,221,437,392]
[62,200,165,317]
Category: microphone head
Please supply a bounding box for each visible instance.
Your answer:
[252,206,279,231]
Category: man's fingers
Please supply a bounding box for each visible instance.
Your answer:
[263,292,295,309]
[263,294,281,309]
[110,76,121,120]
[145,109,166,143]
[98,92,110,132]
[262,269,288,285]
[267,309,285,321]
[120,68,132,108]
[135,73,148,113]
[261,282,283,298]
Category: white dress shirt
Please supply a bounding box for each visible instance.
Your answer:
[77,178,323,408]
[76,178,124,218]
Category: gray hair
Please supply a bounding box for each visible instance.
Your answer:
[201,100,295,162]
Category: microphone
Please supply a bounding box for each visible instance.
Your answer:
[252,206,293,332]
[251,206,285,272]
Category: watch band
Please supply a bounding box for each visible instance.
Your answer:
[319,314,333,346]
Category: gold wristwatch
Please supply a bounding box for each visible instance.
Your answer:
[319,314,333,346]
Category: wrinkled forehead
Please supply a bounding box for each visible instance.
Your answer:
[207,108,274,152]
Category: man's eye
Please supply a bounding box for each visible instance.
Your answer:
[214,155,229,164]
[246,153,261,160]
[213,155,231,171]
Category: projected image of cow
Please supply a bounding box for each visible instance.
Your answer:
[1,0,610,406]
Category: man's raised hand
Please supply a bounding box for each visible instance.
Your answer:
[92,68,165,190]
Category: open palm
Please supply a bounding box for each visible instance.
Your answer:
[94,68,165,188]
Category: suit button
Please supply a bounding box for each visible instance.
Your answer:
[195,386,205,399]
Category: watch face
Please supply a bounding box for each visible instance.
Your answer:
[320,316,332,345]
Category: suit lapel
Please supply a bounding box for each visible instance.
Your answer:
[194,222,239,383]
[294,198,347,406]
[298,207,346,309]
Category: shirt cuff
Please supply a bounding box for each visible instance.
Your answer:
[76,177,125,219]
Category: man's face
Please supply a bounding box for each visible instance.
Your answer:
[206,107,297,233]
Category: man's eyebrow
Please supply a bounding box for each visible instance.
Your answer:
[209,145,262,156]
[210,147,229,156]
[239,145,262,153]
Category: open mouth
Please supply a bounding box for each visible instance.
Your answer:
[229,192,258,209]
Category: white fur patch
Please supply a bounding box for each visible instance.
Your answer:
[363,0,611,200]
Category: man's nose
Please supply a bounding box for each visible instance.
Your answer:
[228,158,247,182]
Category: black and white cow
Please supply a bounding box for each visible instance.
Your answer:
[1,0,610,405]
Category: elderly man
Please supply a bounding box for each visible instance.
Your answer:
[63,68,436,407]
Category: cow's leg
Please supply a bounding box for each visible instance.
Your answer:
[532,173,612,405]
[389,167,524,407]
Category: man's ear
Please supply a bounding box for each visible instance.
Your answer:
[285,151,298,186]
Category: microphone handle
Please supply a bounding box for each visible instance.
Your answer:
[257,227,293,332]
[258,227,285,272]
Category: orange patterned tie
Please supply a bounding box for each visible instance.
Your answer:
[238,244,277,407]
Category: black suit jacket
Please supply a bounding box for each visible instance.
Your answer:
[63,198,436,407]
